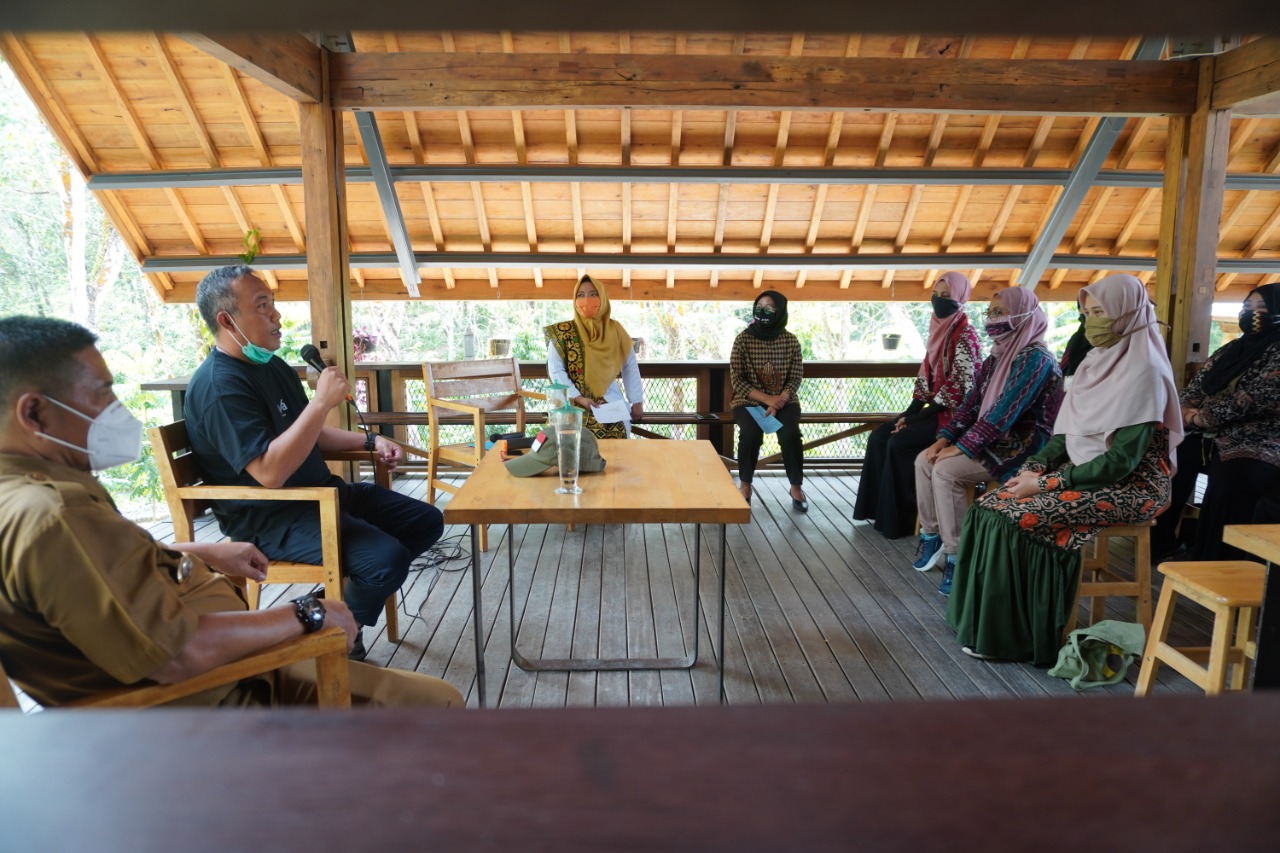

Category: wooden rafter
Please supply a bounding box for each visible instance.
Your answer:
[84,35,212,256]
[756,33,806,289]
[1002,37,1094,283]
[217,62,306,252]
[1066,115,1153,265]
[709,35,746,291]
[1215,140,1280,291]
[863,37,918,287]
[180,33,321,103]
[149,34,280,287]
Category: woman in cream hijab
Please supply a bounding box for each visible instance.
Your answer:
[546,275,644,439]
[946,274,1181,665]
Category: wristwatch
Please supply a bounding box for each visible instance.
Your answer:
[291,593,326,634]
[363,430,377,452]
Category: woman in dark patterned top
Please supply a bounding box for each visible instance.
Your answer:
[854,272,981,538]
[947,275,1182,664]
[1153,282,1280,561]
[730,290,806,511]
[546,275,644,440]
[913,286,1064,594]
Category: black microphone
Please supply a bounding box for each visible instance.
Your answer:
[299,344,354,403]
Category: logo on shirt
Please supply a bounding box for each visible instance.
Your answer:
[278,399,289,416]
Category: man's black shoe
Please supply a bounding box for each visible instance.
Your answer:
[349,629,367,661]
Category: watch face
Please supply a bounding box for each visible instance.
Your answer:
[174,555,193,584]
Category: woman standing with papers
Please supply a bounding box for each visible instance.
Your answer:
[730,291,807,511]
[546,275,645,439]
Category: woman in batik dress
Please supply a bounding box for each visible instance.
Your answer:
[854,271,981,538]
[946,274,1183,665]
[546,275,644,440]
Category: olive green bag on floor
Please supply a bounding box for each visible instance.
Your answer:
[1048,620,1147,690]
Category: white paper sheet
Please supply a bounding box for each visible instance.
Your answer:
[589,400,629,424]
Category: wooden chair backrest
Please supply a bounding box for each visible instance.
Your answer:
[424,357,526,415]
[147,421,210,543]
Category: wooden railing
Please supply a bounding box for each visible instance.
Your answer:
[143,360,922,470]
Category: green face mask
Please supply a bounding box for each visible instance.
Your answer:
[1083,315,1120,349]
[228,317,276,365]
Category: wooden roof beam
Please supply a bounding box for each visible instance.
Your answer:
[331,53,1198,116]
[1212,36,1280,113]
[141,250,1277,276]
[181,33,322,103]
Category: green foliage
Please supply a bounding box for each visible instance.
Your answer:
[239,228,261,263]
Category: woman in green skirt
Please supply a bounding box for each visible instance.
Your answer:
[946,274,1184,665]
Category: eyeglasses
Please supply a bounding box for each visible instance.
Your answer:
[984,308,1009,319]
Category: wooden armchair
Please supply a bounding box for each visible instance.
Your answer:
[148,422,398,642]
[1,627,351,710]
[423,357,545,550]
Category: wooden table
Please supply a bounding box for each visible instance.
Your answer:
[444,440,750,707]
[1223,524,1280,689]
[5,696,1279,851]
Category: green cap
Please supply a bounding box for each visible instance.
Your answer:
[504,428,607,478]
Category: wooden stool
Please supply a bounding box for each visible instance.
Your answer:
[1066,520,1154,637]
[1134,561,1265,697]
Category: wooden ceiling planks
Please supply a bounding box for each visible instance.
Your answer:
[4,30,1278,302]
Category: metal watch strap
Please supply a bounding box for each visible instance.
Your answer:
[291,593,326,634]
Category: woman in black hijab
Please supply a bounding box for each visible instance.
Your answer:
[1154,283,1280,560]
[729,291,808,511]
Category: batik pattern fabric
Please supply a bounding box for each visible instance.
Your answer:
[938,343,1063,481]
[907,322,981,430]
[546,321,627,440]
[978,427,1171,553]
[729,330,803,410]
[1180,339,1280,467]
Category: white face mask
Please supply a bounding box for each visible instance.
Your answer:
[38,397,143,471]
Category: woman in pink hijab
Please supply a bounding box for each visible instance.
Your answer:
[912,286,1064,592]
[854,272,982,538]
[947,274,1181,665]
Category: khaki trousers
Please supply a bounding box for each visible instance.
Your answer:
[914,450,991,556]
[273,659,464,707]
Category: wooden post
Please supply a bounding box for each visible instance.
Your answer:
[1157,56,1231,388]
[299,48,354,431]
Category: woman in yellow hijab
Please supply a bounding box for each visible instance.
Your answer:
[546,275,644,439]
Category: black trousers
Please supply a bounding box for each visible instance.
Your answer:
[1192,452,1280,561]
[734,403,804,486]
[852,415,939,539]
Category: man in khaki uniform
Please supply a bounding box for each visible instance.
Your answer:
[0,316,462,708]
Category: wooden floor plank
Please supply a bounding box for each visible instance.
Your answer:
[137,465,1224,708]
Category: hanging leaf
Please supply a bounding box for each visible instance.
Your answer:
[239,228,261,263]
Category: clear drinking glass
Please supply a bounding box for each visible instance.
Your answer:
[551,403,583,495]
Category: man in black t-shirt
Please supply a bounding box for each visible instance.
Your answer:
[184,265,444,658]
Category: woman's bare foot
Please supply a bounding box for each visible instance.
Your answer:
[739,482,753,503]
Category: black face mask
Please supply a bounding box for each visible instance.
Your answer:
[1239,309,1277,336]
[931,295,961,319]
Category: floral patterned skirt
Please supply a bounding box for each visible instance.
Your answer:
[975,431,1172,553]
